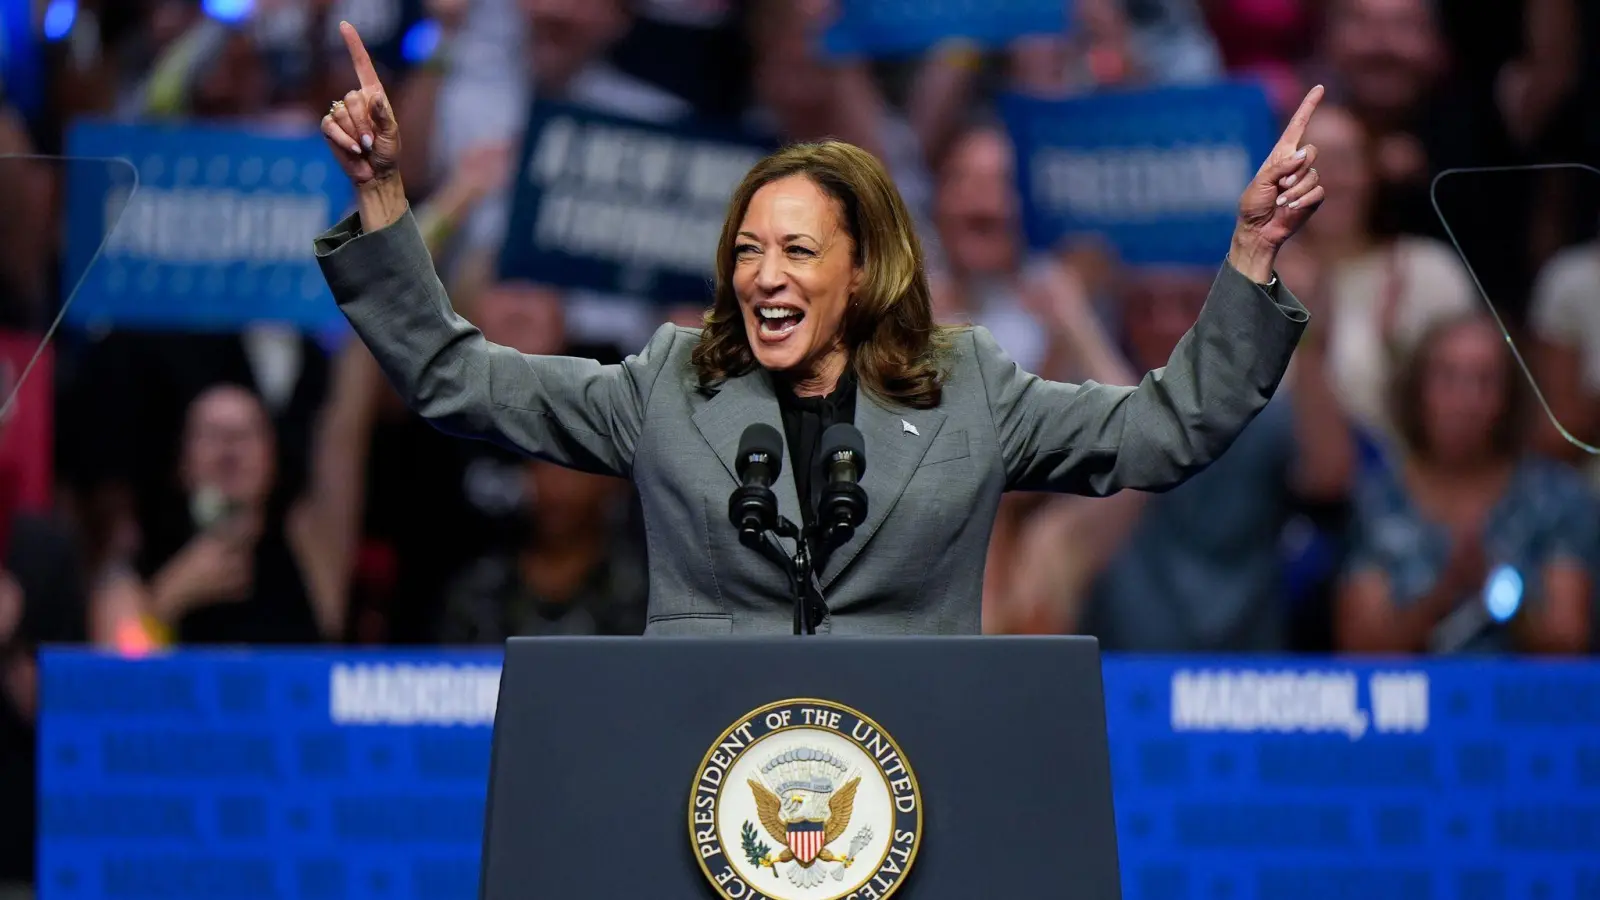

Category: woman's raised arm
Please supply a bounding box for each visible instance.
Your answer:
[314,22,680,477]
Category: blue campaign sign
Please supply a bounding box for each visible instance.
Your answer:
[62,120,354,332]
[497,102,772,305]
[1004,82,1278,267]
[822,0,1067,57]
[38,651,1600,900]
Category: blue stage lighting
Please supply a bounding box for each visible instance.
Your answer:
[1484,564,1523,623]
[43,0,76,41]
[401,19,441,64]
[203,0,255,24]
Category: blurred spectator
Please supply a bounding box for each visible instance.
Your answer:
[928,126,1050,373]
[1316,0,1580,307]
[92,373,374,646]
[1078,267,1353,651]
[1274,103,1476,443]
[438,410,647,643]
[60,325,332,577]
[1527,237,1600,478]
[1337,313,1594,655]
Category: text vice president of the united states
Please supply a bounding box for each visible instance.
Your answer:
[313,22,1328,637]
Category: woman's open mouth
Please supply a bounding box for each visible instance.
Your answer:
[756,306,805,341]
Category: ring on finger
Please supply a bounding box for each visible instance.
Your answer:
[329,100,346,113]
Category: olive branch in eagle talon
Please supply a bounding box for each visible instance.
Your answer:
[746,776,862,870]
[740,821,771,869]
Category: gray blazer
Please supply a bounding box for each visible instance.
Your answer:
[315,210,1308,636]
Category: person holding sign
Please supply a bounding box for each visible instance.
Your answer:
[316,22,1330,636]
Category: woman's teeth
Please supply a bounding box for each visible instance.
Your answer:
[758,308,803,336]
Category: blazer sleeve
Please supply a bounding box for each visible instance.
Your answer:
[314,209,679,478]
[978,260,1309,496]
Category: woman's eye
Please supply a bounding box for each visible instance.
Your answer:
[734,244,759,257]
[786,246,816,257]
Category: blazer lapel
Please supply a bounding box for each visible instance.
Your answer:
[821,391,946,589]
[690,370,804,540]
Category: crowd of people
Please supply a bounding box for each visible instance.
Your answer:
[0,0,1594,890]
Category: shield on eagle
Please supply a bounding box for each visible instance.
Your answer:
[788,820,826,864]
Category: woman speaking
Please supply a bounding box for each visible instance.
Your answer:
[316,24,1326,637]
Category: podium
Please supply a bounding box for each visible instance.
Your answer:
[479,636,1122,899]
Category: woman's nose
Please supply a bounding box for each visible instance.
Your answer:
[754,251,786,293]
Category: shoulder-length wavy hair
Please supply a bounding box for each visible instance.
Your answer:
[689,140,956,409]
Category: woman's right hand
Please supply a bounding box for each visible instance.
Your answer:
[321,21,402,189]
[152,529,255,620]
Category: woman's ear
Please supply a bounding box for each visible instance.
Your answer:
[849,264,866,298]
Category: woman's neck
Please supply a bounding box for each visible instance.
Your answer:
[788,347,850,398]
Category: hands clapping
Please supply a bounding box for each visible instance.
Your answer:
[321,22,402,188]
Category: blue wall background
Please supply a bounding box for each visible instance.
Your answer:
[36,651,1600,899]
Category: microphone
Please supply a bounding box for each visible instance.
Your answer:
[729,423,784,549]
[817,423,868,549]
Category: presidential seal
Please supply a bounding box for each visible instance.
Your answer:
[689,698,922,900]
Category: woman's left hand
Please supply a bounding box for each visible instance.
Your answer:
[1236,85,1326,251]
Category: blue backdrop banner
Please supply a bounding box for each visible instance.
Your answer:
[38,651,1600,900]
[497,102,771,305]
[1003,83,1278,267]
[822,0,1067,57]
[62,121,353,332]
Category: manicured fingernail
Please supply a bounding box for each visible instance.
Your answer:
[1288,200,1301,209]
[1295,148,1308,159]
[361,134,373,150]
[1283,174,1297,187]
[1276,195,1288,206]
[350,144,362,155]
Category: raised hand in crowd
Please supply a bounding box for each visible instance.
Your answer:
[415,141,514,249]
[1020,255,1135,387]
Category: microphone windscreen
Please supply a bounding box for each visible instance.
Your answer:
[821,423,867,476]
[736,423,785,479]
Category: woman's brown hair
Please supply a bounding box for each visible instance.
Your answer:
[690,140,956,409]
[1390,311,1528,461]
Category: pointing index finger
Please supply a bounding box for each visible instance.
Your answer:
[1278,84,1325,153]
[340,21,382,91]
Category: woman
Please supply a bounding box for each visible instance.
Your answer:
[1337,313,1594,655]
[316,23,1325,636]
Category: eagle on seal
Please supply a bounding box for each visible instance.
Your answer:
[748,776,861,869]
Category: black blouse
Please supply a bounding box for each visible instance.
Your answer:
[774,369,858,581]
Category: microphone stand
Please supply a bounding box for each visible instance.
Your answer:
[771,517,818,636]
